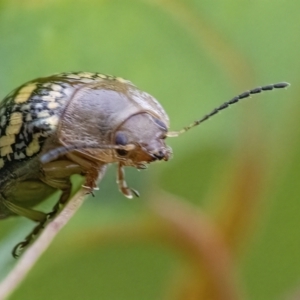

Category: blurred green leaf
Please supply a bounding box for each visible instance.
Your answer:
[0,0,298,299]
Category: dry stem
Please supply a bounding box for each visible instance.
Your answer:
[0,188,87,300]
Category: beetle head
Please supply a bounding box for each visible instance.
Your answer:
[113,112,172,168]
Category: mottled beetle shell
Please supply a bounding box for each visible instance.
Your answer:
[0,72,170,221]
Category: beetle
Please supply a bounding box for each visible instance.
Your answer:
[0,72,289,257]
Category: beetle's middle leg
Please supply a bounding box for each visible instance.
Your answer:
[40,159,84,219]
[12,160,83,257]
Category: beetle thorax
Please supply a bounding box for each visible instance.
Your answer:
[56,80,171,166]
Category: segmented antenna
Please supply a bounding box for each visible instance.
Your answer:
[40,143,136,164]
[167,82,290,137]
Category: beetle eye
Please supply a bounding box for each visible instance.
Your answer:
[153,118,167,131]
[115,132,128,156]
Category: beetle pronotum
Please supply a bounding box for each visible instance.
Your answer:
[0,72,289,257]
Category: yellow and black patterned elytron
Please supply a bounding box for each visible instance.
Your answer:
[0,72,289,257]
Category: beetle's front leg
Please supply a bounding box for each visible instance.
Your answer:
[117,163,140,198]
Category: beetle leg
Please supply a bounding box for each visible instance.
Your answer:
[12,159,102,258]
[117,163,140,198]
[40,160,82,219]
[41,160,83,180]
[10,161,79,256]
[65,152,108,193]
[1,194,47,222]
[9,181,72,258]
[12,217,49,258]
[44,181,72,220]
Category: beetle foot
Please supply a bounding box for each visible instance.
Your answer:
[12,241,28,258]
[12,219,46,258]
[82,184,99,196]
[119,186,140,199]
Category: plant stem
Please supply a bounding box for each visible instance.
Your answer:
[0,188,87,300]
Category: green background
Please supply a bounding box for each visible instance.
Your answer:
[0,0,298,299]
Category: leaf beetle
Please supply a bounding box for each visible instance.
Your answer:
[0,71,290,256]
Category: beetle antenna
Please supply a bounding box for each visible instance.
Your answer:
[40,143,136,164]
[167,82,290,137]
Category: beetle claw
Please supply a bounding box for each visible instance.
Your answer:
[131,188,140,197]
[12,241,28,258]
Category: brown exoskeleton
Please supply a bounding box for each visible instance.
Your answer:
[0,72,289,257]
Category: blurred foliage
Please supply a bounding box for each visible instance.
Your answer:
[0,0,299,299]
